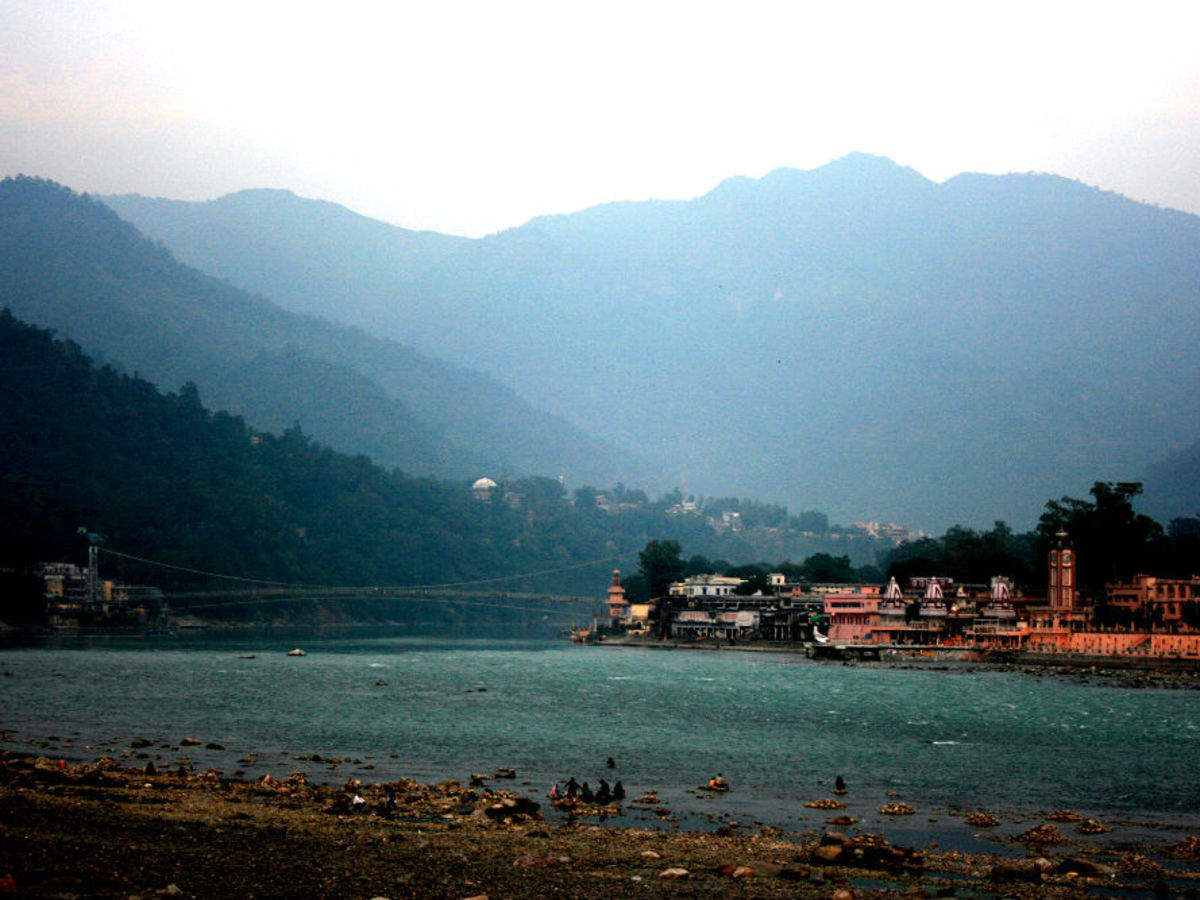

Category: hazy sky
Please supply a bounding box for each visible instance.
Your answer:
[4,0,1200,236]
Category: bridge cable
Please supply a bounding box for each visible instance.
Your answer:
[99,546,637,594]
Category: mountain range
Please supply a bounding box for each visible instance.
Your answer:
[0,176,647,489]
[103,154,1200,529]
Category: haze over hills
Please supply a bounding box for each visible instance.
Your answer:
[0,176,650,490]
[1142,439,1200,524]
[104,154,1200,530]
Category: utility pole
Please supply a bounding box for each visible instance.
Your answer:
[77,527,104,611]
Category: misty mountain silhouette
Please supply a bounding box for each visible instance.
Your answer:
[104,155,1200,528]
[0,176,648,488]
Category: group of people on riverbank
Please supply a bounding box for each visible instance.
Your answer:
[550,776,625,804]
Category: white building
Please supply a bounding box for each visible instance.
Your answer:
[668,574,744,598]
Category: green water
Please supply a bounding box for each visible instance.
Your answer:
[2,631,1198,840]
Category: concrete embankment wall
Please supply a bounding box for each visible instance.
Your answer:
[1025,631,1200,659]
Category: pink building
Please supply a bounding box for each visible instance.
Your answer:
[824,586,881,642]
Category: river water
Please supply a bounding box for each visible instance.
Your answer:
[3,629,1198,846]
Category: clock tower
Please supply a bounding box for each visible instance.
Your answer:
[1047,531,1076,612]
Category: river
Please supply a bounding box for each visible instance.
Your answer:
[3,628,1198,849]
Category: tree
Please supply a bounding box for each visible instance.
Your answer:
[1037,482,1162,598]
[572,485,599,510]
[855,563,884,584]
[638,539,685,638]
[801,553,855,583]
[638,540,685,599]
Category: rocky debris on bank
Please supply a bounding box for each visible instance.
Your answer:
[1054,857,1116,878]
[809,831,924,873]
[550,795,622,819]
[5,750,1200,898]
[805,797,846,809]
[989,857,1053,882]
[965,810,1000,827]
[1117,853,1163,878]
[1169,835,1200,859]
[1017,824,1064,845]
[879,801,915,815]
[512,853,567,868]
[485,796,540,823]
[1046,809,1085,822]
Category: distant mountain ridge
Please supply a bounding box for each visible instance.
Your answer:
[103,155,1200,528]
[0,176,649,487]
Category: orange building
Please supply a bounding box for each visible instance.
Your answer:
[1106,574,1200,628]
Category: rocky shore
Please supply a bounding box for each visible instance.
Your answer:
[3,751,1200,898]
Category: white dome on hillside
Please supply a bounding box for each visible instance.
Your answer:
[472,477,498,491]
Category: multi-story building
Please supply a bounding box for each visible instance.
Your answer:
[1106,574,1200,628]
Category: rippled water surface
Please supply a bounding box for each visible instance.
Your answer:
[3,630,1199,836]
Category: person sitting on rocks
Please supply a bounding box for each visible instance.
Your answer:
[549,783,562,799]
[612,780,625,800]
[595,779,611,804]
[565,777,579,798]
[580,781,594,803]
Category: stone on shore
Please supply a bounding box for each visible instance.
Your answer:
[965,810,999,827]
[1054,857,1115,878]
[989,858,1050,882]
[809,832,923,872]
[1017,824,1064,844]
[805,797,846,809]
[511,854,564,868]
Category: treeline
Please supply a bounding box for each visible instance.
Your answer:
[626,483,1199,604]
[880,482,1199,599]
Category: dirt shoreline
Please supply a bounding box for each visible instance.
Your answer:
[3,752,1199,898]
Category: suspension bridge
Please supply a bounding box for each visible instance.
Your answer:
[97,546,633,623]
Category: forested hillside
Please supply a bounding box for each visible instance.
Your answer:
[0,311,890,620]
